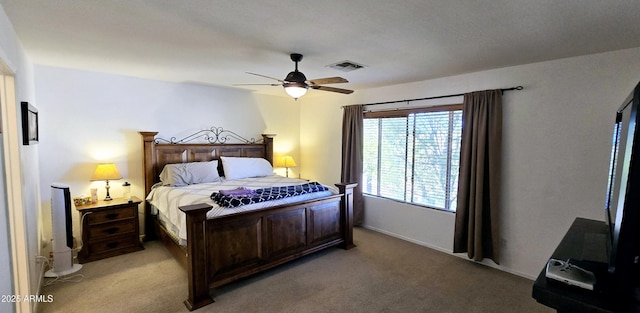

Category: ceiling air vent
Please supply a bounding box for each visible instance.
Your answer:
[326,60,366,72]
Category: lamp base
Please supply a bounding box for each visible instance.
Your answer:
[104,182,113,201]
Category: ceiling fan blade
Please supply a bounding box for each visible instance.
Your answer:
[307,77,349,85]
[311,85,354,94]
[233,83,282,86]
[246,72,285,82]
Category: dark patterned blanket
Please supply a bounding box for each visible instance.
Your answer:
[210,182,329,208]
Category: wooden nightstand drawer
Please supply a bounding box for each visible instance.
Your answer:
[87,235,138,254]
[87,220,135,240]
[87,207,136,225]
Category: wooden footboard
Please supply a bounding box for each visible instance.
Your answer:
[179,183,356,311]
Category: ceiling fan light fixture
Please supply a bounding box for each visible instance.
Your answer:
[284,82,308,99]
[240,53,353,98]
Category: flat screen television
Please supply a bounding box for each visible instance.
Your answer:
[604,80,640,294]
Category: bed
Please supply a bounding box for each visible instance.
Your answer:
[139,129,356,311]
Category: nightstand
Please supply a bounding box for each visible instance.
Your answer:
[76,196,144,263]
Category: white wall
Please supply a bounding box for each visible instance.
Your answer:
[33,65,299,248]
[0,4,39,313]
[300,47,640,279]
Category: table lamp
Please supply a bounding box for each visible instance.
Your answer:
[275,156,297,177]
[90,163,122,201]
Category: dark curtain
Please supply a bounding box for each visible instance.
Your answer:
[453,90,502,264]
[341,105,364,225]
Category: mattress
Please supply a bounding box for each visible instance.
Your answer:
[146,175,337,242]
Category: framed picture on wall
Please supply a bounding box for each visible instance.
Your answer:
[21,101,38,145]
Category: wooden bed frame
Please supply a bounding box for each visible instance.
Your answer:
[139,130,356,311]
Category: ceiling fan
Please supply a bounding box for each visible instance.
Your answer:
[234,53,354,100]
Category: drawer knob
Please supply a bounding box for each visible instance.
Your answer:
[105,227,119,234]
[106,242,120,249]
[106,213,119,219]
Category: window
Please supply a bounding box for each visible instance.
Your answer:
[362,105,462,211]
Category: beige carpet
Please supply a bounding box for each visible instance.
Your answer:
[38,228,553,313]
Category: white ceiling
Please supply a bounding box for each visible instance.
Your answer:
[2,0,640,97]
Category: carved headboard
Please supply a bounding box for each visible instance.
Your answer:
[139,130,275,198]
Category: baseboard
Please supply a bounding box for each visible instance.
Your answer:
[360,224,536,280]
[361,224,453,254]
[33,256,48,313]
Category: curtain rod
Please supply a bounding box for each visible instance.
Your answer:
[351,85,523,107]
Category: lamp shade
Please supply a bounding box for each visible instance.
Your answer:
[283,82,308,99]
[90,163,122,181]
[275,156,297,168]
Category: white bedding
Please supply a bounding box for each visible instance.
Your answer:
[146,175,337,242]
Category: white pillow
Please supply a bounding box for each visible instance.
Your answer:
[159,160,221,186]
[220,157,273,180]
